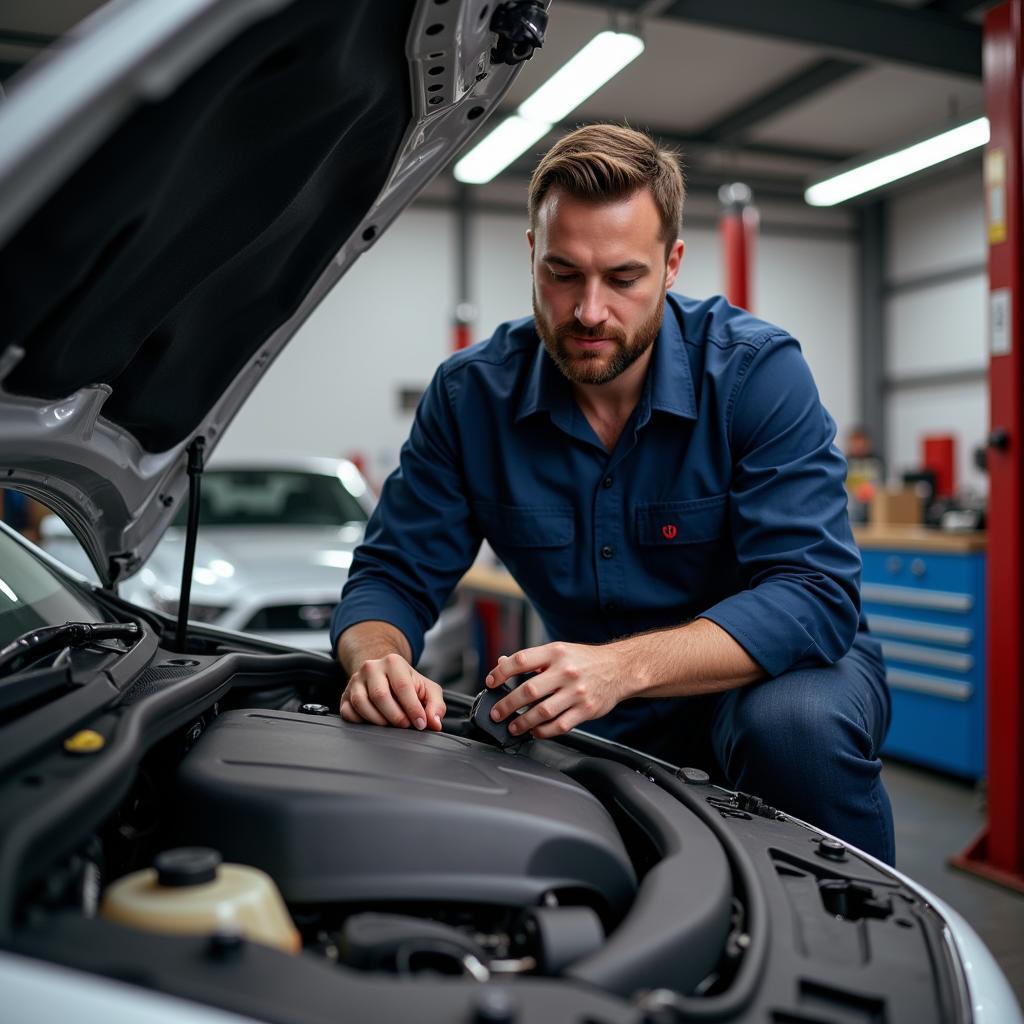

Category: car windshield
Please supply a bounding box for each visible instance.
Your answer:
[0,526,107,649]
[173,469,369,528]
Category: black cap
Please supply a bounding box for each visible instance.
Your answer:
[816,838,848,862]
[154,847,222,887]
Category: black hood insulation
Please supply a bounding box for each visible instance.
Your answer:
[0,0,415,452]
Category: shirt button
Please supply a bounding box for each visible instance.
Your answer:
[604,601,618,612]
[601,545,614,559]
[602,476,613,489]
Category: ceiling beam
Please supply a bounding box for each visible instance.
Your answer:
[696,57,864,142]
[500,152,811,200]
[553,115,855,164]
[644,0,982,77]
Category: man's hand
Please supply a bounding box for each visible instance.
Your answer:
[485,641,632,739]
[340,652,446,731]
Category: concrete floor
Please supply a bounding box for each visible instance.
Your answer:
[883,758,1024,1009]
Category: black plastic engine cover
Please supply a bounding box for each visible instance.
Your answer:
[175,710,637,914]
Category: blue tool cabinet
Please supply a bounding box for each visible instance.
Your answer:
[854,528,987,779]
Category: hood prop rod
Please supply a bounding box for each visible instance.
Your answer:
[174,436,206,652]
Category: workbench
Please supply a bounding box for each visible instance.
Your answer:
[854,525,987,778]
[460,529,989,778]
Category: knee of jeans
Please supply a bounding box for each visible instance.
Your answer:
[723,678,869,768]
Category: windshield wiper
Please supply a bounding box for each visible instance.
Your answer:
[0,622,141,678]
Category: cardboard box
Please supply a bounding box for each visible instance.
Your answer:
[870,487,922,526]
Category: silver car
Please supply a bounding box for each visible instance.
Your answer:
[38,457,473,685]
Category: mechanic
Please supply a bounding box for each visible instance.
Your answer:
[331,124,894,864]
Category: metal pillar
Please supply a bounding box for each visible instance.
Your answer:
[950,0,1024,892]
[718,183,758,311]
[857,202,887,461]
[452,184,474,351]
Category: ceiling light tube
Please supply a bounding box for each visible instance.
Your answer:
[517,30,645,125]
[453,115,553,184]
[805,117,990,206]
[454,29,644,185]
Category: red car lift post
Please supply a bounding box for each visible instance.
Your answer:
[719,183,759,311]
[950,0,1024,892]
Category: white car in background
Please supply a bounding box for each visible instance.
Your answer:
[40,457,473,685]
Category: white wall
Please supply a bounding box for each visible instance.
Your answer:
[884,163,988,494]
[220,200,857,479]
[754,232,856,436]
[217,207,458,486]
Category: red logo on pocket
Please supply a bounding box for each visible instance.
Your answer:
[661,524,678,540]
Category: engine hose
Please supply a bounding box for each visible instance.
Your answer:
[635,763,770,1022]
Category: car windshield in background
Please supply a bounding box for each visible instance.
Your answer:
[0,527,106,649]
[173,470,368,529]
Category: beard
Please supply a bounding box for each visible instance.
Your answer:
[533,289,665,386]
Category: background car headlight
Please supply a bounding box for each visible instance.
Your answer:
[243,603,334,632]
[151,596,227,623]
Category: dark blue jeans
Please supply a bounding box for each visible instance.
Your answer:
[587,632,895,864]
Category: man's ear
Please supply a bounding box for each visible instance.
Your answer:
[665,239,684,291]
[526,228,535,271]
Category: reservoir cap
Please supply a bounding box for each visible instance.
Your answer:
[155,847,222,887]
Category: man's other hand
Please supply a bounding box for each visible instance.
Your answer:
[484,642,630,739]
[340,652,446,731]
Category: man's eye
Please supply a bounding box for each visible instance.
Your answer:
[612,278,639,288]
[549,270,577,282]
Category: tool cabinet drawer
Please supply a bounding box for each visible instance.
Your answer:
[884,679,982,778]
[860,549,978,593]
[859,544,986,779]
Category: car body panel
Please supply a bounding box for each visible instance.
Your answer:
[0,0,527,587]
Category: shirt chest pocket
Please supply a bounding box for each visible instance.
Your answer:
[635,494,728,546]
[473,502,575,602]
[474,502,575,547]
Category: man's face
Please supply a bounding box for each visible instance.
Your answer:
[528,187,683,387]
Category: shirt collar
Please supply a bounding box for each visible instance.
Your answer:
[516,333,568,423]
[515,298,697,424]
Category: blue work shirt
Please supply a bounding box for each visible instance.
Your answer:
[332,292,862,717]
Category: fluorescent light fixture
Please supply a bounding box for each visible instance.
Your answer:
[805,117,990,206]
[517,30,645,125]
[454,29,644,185]
[454,115,553,184]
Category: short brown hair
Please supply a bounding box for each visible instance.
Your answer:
[528,124,685,254]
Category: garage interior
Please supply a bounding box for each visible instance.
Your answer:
[1,0,1022,1006]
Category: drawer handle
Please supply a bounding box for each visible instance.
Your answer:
[887,669,973,702]
[867,615,972,647]
[880,641,973,672]
[886,556,902,574]
[910,558,926,578]
[861,583,973,612]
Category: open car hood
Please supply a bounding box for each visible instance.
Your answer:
[0,0,544,587]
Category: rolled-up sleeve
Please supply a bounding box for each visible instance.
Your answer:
[699,332,861,676]
[330,363,481,663]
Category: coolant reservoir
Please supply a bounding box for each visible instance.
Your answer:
[101,847,300,953]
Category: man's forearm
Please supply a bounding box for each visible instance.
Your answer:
[616,617,765,699]
[336,621,413,676]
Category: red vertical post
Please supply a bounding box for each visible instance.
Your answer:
[452,316,473,351]
[951,0,1024,892]
[719,183,759,312]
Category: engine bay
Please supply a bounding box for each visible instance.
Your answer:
[0,632,971,1023]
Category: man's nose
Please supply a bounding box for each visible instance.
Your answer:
[574,282,608,327]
